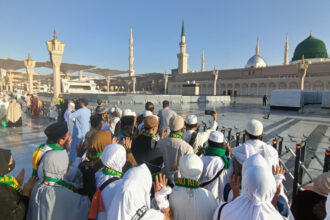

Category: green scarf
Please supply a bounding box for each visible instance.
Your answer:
[169,132,183,139]
[142,129,157,140]
[43,176,77,192]
[86,152,102,160]
[204,147,230,170]
[102,167,123,177]
[175,177,200,188]
[47,143,63,151]
[0,175,21,191]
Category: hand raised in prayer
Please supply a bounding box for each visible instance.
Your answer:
[272,164,285,175]
[123,137,132,151]
[225,142,231,157]
[230,174,240,200]
[21,176,38,197]
[63,136,72,151]
[76,140,86,158]
[16,168,25,186]
[112,136,119,144]
[153,173,168,193]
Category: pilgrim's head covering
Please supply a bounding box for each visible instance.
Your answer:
[108,164,153,219]
[101,144,126,172]
[0,149,12,176]
[242,154,268,175]
[42,150,69,179]
[44,122,68,142]
[144,116,159,129]
[87,130,112,157]
[185,115,198,125]
[143,110,153,118]
[246,119,263,136]
[169,115,185,131]
[312,172,330,197]
[179,154,203,180]
[209,131,224,143]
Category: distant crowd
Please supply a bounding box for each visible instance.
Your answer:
[0,94,329,220]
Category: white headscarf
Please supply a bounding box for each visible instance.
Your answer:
[6,99,22,122]
[42,150,69,179]
[95,144,126,188]
[218,155,282,220]
[108,164,163,220]
[170,154,218,220]
[234,139,279,171]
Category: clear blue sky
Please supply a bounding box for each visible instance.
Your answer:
[1,0,330,75]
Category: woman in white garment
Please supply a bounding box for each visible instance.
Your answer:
[27,150,90,220]
[170,153,218,220]
[108,164,172,220]
[88,144,126,220]
[213,154,283,220]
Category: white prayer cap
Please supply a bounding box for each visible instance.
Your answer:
[68,101,75,107]
[246,119,263,136]
[123,109,134,116]
[101,144,126,172]
[132,112,137,117]
[209,131,224,143]
[143,110,153,118]
[179,154,203,180]
[185,115,198,125]
[110,107,116,113]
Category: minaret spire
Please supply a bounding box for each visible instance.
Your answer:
[284,34,289,65]
[129,27,135,77]
[28,53,31,61]
[177,18,189,74]
[201,50,205,72]
[256,38,260,55]
[53,29,57,41]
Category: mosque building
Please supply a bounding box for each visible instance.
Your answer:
[168,20,330,96]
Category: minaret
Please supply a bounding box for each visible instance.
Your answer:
[129,27,135,77]
[256,38,260,55]
[284,34,289,65]
[177,18,189,74]
[129,27,136,93]
[24,53,36,94]
[201,50,205,72]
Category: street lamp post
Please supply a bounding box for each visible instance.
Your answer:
[213,66,219,96]
[297,55,309,91]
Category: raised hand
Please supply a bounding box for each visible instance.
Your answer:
[123,137,132,151]
[153,173,168,193]
[112,136,119,144]
[272,164,285,176]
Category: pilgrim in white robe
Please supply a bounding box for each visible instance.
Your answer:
[170,154,218,220]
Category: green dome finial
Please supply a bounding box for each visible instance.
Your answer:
[292,34,328,61]
[181,17,185,37]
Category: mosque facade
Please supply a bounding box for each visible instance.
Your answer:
[168,21,330,96]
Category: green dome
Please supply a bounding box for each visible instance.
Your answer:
[292,35,328,61]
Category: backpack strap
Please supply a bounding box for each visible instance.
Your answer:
[131,205,148,220]
[217,203,228,220]
[189,131,198,147]
[223,183,232,202]
[200,167,224,187]
[99,177,120,191]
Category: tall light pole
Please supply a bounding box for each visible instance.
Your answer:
[297,55,308,91]
[213,66,218,96]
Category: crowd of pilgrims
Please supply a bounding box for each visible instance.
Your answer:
[0,97,329,220]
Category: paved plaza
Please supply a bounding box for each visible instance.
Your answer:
[1,97,329,198]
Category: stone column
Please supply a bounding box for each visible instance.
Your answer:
[0,69,6,92]
[46,30,65,103]
[131,76,136,93]
[24,53,36,94]
[106,76,111,92]
[213,66,219,96]
[8,73,13,92]
[164,73,168,94]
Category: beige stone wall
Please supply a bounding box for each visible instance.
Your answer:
[168,61,330,96]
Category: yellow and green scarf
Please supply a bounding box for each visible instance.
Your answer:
[169,132,183,139]
[175,177,200,188]
[32,143,63,176]
[102,167,123,177]
[0,175,21,191]
[142,129,157,140]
